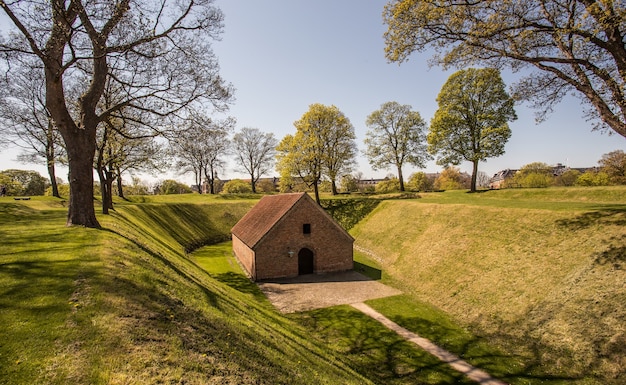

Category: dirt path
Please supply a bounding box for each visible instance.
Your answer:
[351,302,508,385]
[257,271,507,385]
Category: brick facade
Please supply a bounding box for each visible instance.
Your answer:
[231,193,354,281]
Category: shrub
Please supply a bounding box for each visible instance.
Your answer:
[221,179,252,194]
[375,178,400,193]
[158,179,192,194]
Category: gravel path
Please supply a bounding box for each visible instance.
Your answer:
[256,270,401,313]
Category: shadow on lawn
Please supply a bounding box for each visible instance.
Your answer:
[298,306,582,385]
[557,206,626,268]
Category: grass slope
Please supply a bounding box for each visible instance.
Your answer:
[351,186,626,384]
[0,195,371,384]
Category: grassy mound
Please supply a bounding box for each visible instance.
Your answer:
[350,186,626,383]
[0,195,371,384]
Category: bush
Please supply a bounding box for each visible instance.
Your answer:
[221,179,252,194]
[408,172,434,191]
[576,171,610,186]
[375,178,400,193]
[158,179,192,194]
[45,183,70,197]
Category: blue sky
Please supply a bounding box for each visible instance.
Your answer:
[1,1,624,183]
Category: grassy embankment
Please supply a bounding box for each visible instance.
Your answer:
[2,187,624,384]
[346,186,625,384]
[0,194,375,384]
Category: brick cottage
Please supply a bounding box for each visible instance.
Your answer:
[231,193,354,281]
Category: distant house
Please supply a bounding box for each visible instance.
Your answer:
[231,192,354,281]
[489,169,518,189]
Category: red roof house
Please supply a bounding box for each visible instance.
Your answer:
[231,193,354,281]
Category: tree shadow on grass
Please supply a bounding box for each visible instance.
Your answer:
[556,206,626,268]
[213,271,267,301]
[296,306,475,385]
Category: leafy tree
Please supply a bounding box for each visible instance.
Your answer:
[277,104,356,203]
[0,169,48,196]
[384,0,626,138]
[157,180,193,195]
[375,178,401,194]
[556,169,582,187]
[232,128,278,193]
[221,179,252,194]
[576,170,611,186]
[512,162,554,188]
[433,166,470,191]
[1,0,232,227]
[408,171,434,192]
[364,101,431,191]
[599,150,626,185]
[428,68,516,192]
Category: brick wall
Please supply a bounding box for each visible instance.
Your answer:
[253,198,353,280]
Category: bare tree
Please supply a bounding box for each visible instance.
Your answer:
[1,0,233,227]
[172,113,234,194]
[232,127,277,193]
[0,62,65,197]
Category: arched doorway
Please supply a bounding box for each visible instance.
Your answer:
[298,248,314,275]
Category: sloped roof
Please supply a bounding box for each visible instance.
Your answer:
[231,192,353,249]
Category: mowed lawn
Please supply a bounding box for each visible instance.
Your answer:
[350,186,626,384]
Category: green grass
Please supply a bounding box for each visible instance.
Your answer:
[2,186,624,384]
[0,196,370,384]
[350,186,626,384]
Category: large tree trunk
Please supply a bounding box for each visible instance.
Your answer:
[116,171,125,199]
[250,171,257,193]
[470,160,479,192]
[397,165,405,192]
[65,134,99,227]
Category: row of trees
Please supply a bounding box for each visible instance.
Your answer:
[276,67,516,203]
[2,0,624,227]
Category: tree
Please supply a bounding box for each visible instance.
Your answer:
[512,162,554,188]
[0,169,48,196]
[433,166,470,191]
[0,63,65,198]
[384,0,626,138]
[364,101,431,191]
[232,127,278,193]
[408,171,434,192]
[1,0,233,227]
[276,104,357,203]
[172,114,234,194]
[428,68,516,192]
[221,179,253,194]
[599,150,626,184]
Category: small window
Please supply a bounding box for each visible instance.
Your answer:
[303,223,311,234]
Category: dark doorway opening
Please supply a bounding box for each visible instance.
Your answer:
[298,248,314,275]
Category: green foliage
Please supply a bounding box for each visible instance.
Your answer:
[45,183,70,197]
[0,169,48,195]
[599,150,626,185]
[576,171,611,186]
[510,162,554,188]
[383,0,626,138]
[408,171,434,191]
[433,166,469,190]
[428,68,516,191]
[374,178,401,193]
[221,179,253,194]
[555,169,581,187]
[276,104,357,199]
[364,101,430,191]
[157,179,192,194]
[339,174,359,193]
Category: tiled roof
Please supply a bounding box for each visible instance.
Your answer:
[231,193,305,248]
